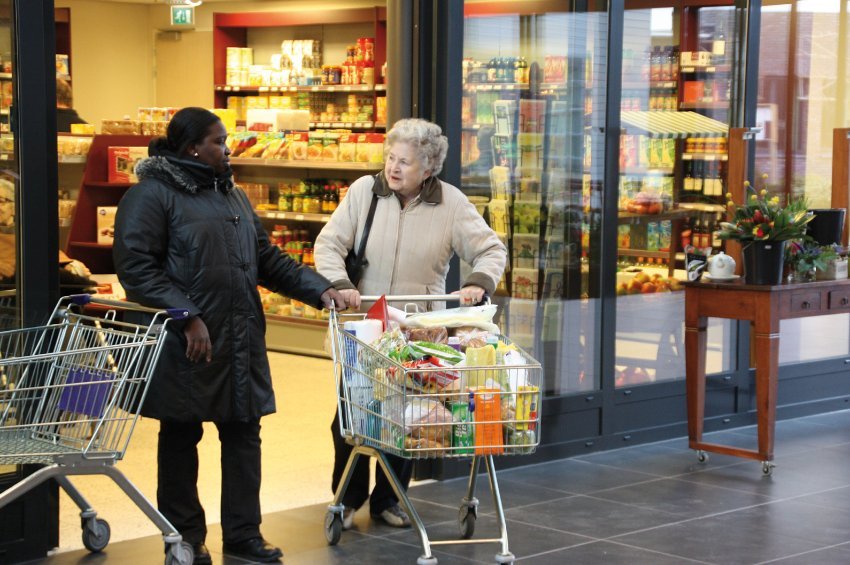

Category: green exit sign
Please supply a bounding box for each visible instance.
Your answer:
[171,6,194,26]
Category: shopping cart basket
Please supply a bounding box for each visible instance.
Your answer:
[0,295,195,565]
[324,295,542,565]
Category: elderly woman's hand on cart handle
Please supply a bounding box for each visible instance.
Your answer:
[454,285,488,306]
[336,288,361,310]
[322,287,349,311]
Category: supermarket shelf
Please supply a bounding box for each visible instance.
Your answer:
[678,202,726,213]
[230,157,382,171]
[618,208,692,223]
[680,64,731,74]
[679,101,730,110]
[621,110,728,138]
[621,167,674,176]
[464,82,529,92]
[215,83,378,94]
[58,155,87,164]
[0,73,10,80]
[375,84,386,92]
[68,241,112,250]
[86,181,133,188]
[682,153,728,161]
[265,314,329,358]
[618,248,672,259]
[309,121,374,129]
[255,210,331,223]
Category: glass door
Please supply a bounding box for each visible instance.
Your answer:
[460,1,610,396]
[614,4,739,390]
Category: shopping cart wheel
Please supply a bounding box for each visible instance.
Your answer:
[324,511,343,545]
[458,504,477,539]
[416,556,438,565]
[164,541,194,565]
[762,460,775,476]
[81,518,110,553]
[697,450,709,463]
[495,551,515,564]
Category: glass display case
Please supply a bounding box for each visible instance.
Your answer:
[614,4,740,388]
[460,2,611,394]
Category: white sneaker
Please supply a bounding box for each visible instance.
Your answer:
[373,504,411,528]
[342,506,356,530]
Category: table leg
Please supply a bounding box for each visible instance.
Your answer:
[753,325,780,462]
[685,314,708,449]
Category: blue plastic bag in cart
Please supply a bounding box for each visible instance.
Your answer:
[57,368,112,418]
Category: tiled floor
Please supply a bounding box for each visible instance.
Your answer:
[31,409,850,564]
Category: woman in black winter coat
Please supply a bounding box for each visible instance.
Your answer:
[113,107,345,564]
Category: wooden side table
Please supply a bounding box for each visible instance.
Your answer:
[685,277,850,474]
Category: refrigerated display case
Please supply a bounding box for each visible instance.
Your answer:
[460,2,611,395]
[615,4,739,391]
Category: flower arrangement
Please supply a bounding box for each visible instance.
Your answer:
[718,174,813,242]
[786,241,846,281]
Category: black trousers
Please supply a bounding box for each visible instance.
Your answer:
[157,420,262,545]
[330,409,412,515]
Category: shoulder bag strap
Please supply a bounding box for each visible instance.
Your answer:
[355,184,380,263]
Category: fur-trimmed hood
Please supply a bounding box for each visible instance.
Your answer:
[135,155,235,194]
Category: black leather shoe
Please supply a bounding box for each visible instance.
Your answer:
[222,538,283,563]
[192,542,212,565]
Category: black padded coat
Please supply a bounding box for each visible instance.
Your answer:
[113,152,332,422]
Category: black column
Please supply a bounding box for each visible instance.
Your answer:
[15,0,59,327]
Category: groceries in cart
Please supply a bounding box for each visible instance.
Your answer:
[336,300,542,458]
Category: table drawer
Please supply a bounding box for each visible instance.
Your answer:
[829,289,850,311]
[789,291,822,314]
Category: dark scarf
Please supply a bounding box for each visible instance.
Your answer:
[136,138,235,194]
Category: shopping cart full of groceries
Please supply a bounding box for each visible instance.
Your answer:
[0,295,196,565]
[325,294,542,565]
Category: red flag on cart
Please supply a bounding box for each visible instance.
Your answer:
[366,294,389,332]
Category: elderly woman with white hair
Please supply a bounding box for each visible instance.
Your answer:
[315,118,507,529]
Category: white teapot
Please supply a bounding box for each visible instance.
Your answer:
[707,251,737,278]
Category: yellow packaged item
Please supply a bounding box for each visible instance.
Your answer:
[466,345,496,389]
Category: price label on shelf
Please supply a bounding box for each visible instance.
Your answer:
[311,86,319,92]
[705,155,716,161]
[343,86,352,92]
[327,86,335,92]
[295,214,304,221]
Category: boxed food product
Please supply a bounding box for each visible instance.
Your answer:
[56,54,70,79]
[354,133,384,163]
[107,146,148,183]
[101,120,140,135]
[289,132,309,160]
[70,123,95,135]
[680,51,711,67]
[307,132,324,160]
[96,206,117,245]
[338,133,356,162]
[322,133,340,161]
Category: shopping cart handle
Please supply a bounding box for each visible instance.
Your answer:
[68,294,190,319]
[358,294,490,305]
[358,294,462,302]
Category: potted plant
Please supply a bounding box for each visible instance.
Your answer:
[718,174,813,285]
[784,239,839,282]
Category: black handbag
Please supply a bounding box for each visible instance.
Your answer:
[344,191,379,286]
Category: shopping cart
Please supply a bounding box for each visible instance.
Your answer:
[324,295,542,565]
[0,295,194,565]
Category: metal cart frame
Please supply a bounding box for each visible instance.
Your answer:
[0,295,194,565]
[324,295,542,565]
